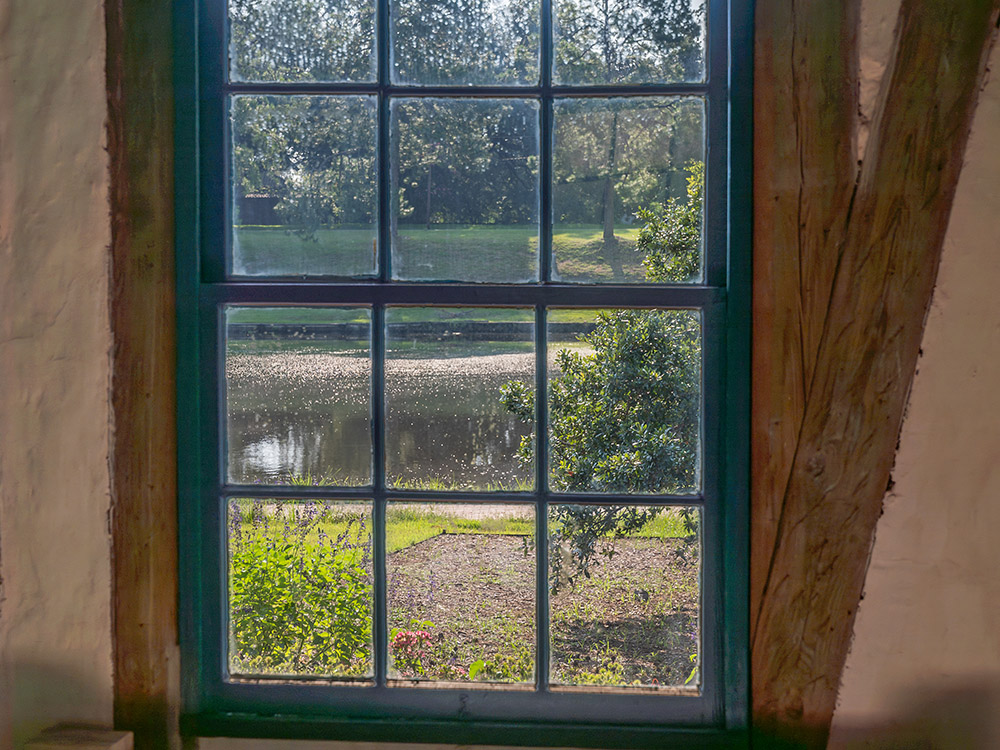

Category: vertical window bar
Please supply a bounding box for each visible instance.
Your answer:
[372,303,388,685]
[705,0,729,287]
[539,0,553,283]
[377,0,391,282]
[534,303,550,691]
[374,0,391,686]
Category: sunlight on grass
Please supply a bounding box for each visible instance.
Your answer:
[233,224,658,283]
[386,504,533,553]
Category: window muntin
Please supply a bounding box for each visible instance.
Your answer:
[181,0,747,739]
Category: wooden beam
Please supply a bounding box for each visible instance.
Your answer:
[752,2,1000,746]
[106,0,179,747]
[751,0,860,636]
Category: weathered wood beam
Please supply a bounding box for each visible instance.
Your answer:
[752,2,1000,746]
[751,0,860,636]
[106,0,180,747]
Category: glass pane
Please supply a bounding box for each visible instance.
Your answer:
[549,505,701,690]
[552,97,704,284]
[228,499,374,679]
[391,0,540,85]
[225,307,372,485]
[553,0,705,84]
[386,308,534,490]
[387,502,535,684]
[391,98,539,282]
[544,309,701,494]
[231,96,377,277]
[230,0,376,83]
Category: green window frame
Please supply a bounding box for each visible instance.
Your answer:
[175,0,752,745]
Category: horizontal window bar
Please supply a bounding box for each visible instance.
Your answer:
[203,283,725,308]
[221,485,706,506]
[222,82,712,98]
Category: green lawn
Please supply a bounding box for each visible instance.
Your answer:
[231,500,690,555]
[232,224,648,283]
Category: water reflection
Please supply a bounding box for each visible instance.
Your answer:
[226,348,532,487]
[386,353,534,489]
[226,346,372,484]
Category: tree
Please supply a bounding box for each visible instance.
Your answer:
[230,0,375,83]
[502,161,704,590]
[232,95,377,234]
[554,0,705,278]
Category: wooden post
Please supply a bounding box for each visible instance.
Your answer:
[106,0,180,747]
[752,1,1000,745]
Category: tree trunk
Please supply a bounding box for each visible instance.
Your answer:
[425,162,433,230]
[602,110,623,280]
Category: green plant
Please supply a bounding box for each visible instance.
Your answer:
[501,162,705,592]
[229,502,373,676]
[390,619,435,677]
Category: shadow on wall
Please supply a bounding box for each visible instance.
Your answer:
[831,678,1000,750]
[5,660,112,750]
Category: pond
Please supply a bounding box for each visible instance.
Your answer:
[226,343,536,490]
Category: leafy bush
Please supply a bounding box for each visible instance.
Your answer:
[229,501,373,676]
[501,162,704,591]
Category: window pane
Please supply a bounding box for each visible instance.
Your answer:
[549,504,701,690]
[225,307,372,485]
[386,308,534,490]
[544,309,701,494]
[387,502,535,685]
[230,0,376,83]
[391,0,540,85]
[231,96,377,278]
[552,97,704,284]
[553,0,705,84]
[391,99,539,282]
[228,499,374,679]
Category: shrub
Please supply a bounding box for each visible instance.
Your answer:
[229,501,373,676]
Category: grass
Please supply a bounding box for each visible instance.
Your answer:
[231,497,692,554]
[232,223,649,283]
[383,505,534,553]
[230,499,699,686]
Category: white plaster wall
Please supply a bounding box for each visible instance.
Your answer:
[0,1,114,748]
[829,23,1000,750]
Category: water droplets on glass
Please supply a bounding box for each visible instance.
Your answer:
[230,0,377,83]
[391,0,540,86]
[553,0,706,85]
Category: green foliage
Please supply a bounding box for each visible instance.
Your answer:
[228,502,373,676]
[638,161,704,283]
[502,161,705,591]
[230,0,375,83]
[389,618,533,683]
[230,0,705,257]
[555,0,704,84]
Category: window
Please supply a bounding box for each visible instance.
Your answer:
[176,0,751,744]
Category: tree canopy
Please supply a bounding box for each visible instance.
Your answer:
[229,0,706,273]
[502,161,704,589]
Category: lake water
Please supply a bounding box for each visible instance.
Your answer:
[226,349,535,489]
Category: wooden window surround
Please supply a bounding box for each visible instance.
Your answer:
[106,0,999,748]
